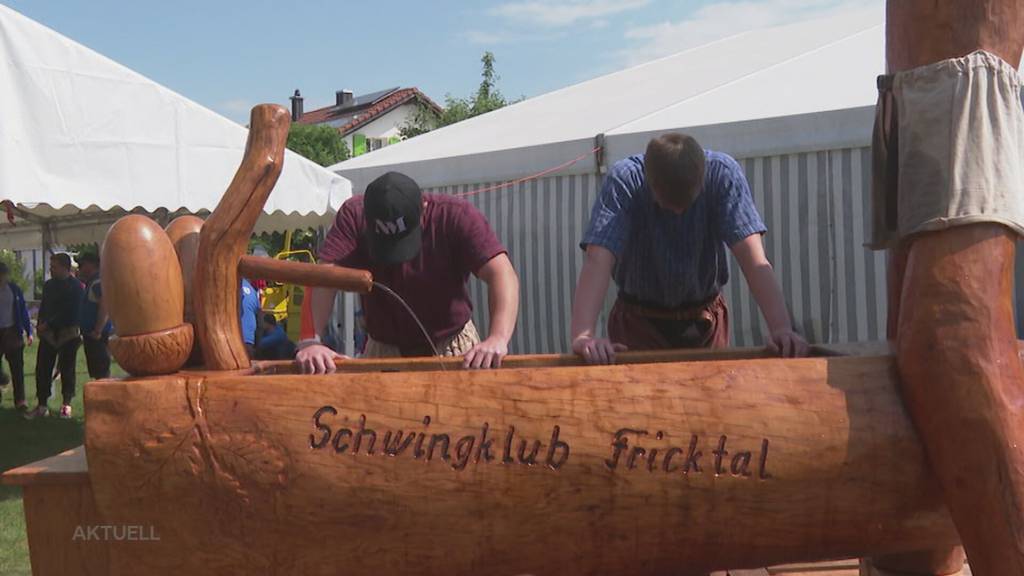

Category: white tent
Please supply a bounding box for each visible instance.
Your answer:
[331,6,882,191]
[330,7,887,354]
[0,3,351,252]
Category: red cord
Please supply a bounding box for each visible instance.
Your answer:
[453,146,601,198]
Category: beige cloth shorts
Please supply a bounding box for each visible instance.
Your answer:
[363,319,481,358]
[869,50,1024,249]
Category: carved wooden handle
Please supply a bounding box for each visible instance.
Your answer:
[194,104,290,371]
[238,255,373,294]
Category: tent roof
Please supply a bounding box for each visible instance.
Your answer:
[0,4,351,245]
[332,5,883,192]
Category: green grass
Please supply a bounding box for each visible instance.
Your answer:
[0,342,125,576]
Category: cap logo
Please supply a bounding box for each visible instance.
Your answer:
[375,217,408,236]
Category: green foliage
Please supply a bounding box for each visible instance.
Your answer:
[286,124,351,167]
[400,51,518,139]
[32,269,43,300]
[249,229,319,259]
[66,243,99,258]
[0,250,28,293]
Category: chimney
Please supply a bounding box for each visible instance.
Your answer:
[289,89,304,121]
[336,89,354,107]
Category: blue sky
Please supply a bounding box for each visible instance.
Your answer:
[3,0,876,124]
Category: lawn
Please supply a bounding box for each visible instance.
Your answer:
[0,341,125,576]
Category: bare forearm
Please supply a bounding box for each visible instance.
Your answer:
[570,247,614,340]
[485,268,518,343]
[309,285,339,340]
[744,262,792,333]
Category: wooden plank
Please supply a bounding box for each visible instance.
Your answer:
[22,482,110,576]
[1,446,88,486]
[251,345,801,375]
[769,559,859,573]
[240,339,1022,375]
[84,355,958,575]
[238,255,372,294]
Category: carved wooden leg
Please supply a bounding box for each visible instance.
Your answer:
[896,224,1024,575]
[865,548,966,575]
[865,247,966,576]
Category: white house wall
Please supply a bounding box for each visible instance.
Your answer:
[342,103,421,158]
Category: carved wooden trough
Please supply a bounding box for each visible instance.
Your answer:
[2,104,969,575]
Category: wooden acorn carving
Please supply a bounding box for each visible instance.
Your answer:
[165,215,204,367]
[102,214,194,376]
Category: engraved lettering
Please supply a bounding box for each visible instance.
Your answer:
[502,426,516,464]
[414,416,431,460]
[332,428,352,454]
[759,438,772,479]
[517,439,542,466]
[310,405,336,449]
[452,435,476,470]
[383,430,415,457]
[663,447,682,473]
[545,425,570,470]
[626,446,646,470]
[731,451,753,477]
[712,435,728,476]
[606,428,647,470]
[428,434,451,462]
[475,423,494,463]
[683,434,702,475]
[352,415,377,455]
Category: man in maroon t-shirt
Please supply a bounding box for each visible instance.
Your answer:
[297,171,520,372]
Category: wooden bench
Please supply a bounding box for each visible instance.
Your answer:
[1,446,109,576]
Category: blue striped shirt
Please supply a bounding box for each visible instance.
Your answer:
[581,151,766,307]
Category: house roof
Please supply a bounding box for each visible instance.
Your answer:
[296,87,442,135]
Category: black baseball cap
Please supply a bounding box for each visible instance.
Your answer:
[364,172,423,264]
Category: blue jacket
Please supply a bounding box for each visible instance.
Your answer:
[239,279,260,346]
[6,283,32,338]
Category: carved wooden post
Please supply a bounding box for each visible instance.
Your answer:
[193,104,291,370]
[881,2,1024,574]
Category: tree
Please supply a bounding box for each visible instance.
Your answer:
[286,124,350,167]
[0,250,29,293]
[400,51,517,138]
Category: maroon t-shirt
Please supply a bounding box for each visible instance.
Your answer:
[319,194,506,351]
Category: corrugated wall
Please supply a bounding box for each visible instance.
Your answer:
[420,145,888,354]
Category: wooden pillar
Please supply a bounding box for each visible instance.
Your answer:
[885,2,1024,574]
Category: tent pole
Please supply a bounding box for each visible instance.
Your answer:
[40,221,52,283]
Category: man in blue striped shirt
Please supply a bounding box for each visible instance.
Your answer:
[570,133,808,363]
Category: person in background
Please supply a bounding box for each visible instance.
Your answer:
[296,172,519,373]
[239,278,260,358]
[26,253,83,420]
[255,314,296,360]
[77,252,112,380]
[0,262,33,410]
[353,306,367,357]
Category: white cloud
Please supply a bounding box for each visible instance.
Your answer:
[492,0,649,28]
[619,0,881,66]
